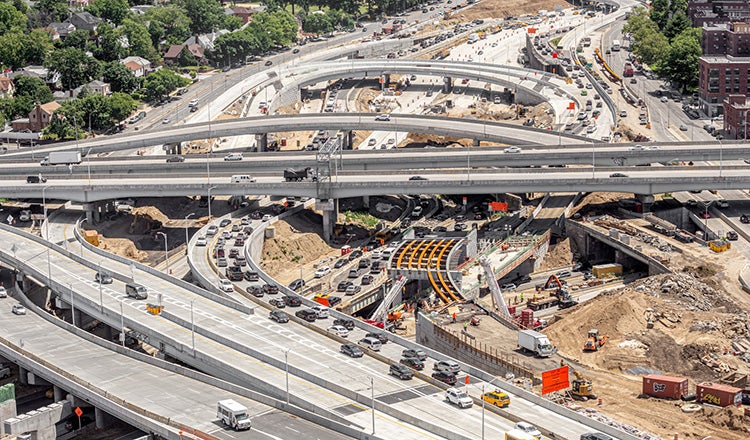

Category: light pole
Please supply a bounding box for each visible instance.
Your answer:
[206,151,211,185]
[481,384,486,440]
[68,282,77,327]
[119,300,125,347]
[190,299,196,350]
[703,201,712,241]
[156,232,170,275]
[207,186,217,220]
[370,376,375,435]
[98,260,104,312]
[184,212,195,253]
[42,186,49,240]
[284,348,291,405]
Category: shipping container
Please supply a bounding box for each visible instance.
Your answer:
[642,374,688,400]
[592,263,623,279]
[697,382,742,407]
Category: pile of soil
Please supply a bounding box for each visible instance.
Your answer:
[538,237,572,271]
[457,0,571,21]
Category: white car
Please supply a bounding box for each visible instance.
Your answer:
[12,304,26,315]
[261,214,272,222]
[224,153,243,161]
[368,138,376,146]
[218,279,234,293]
[315,266,332,278]
[196,236,207,246]
[206,225,218,235]
[503,146,521,153]
[514,422,542,440]
[375,113,391,121]
[327,325,349,338]
[0,286,7,298]
[371,250,382,259]
[445,387,473,408]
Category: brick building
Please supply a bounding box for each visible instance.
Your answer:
[689,1,750,27]
[722,93,750,137]
[702,22,750,55]
[698,55,750,117]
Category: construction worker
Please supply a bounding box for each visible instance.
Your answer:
[452,312,457,323]
[519,292,524,303]
[463,322,468,332]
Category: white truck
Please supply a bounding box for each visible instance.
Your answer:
[40,151,81,166]
[217,399,251,431]
[517,329,556,357]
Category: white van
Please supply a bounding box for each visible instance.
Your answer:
[411,206,423,217]
[217,399,251,431]
[358,336,382,351]
[231,175,256,183]
[311,305,329,319]
[189,98,198,107]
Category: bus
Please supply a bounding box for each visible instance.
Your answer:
[612,39,621,51]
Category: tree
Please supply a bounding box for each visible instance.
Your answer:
[142,68,190,102]
[92,22,125,62]
[179,0,226,34]
[656,27,701,92]
[24,29,54,65]
[624,8,669,66]
[301,12,332,34]
[177,46,199,67]
[63,29,91,50]
[664,10,690,42]
[35,0,69,24]
[13,75,53,104]
[101,61,138,93]
[0,31,26,70]
[0,2,26,35]
[144,6,192,47]
[120,18,159,62]
[108,92,137,121]
[85,0,131,25]
[44,47,101,90]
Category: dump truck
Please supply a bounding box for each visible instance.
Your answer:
[517,329,556,357]
[40,151,82,166]
[284,167,317,182]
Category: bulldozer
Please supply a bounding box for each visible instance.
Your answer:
[570,369,597,401]
[583,329,608,352]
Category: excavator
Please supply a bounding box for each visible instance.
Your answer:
[583,329,608,352]
[570,369,597,401]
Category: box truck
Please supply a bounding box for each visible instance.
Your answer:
[40,151,82,166]
[517,329,556,357]
[217,399,252,430]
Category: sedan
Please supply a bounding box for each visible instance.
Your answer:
[432,370,457,385]
[402,348,427,360]
[334,258,348,269]
[314,266,332,278]
[375,113,391,121]
[333,318,355,330]
[409,175,428,181]
[400,357,425,370]
[503,146,521,153]
[219,219,232,227]
[327,325,350,338]
[269,310,289,323]
[269,298,286,308]
[11,304,26,315]
[265,60,273,66]
[95,272,113,284]
[283,296,301,307]
[195,236,207,246]
[295,309,317,322]
[340,343,364,358]
[337,281,353,292]
[166,155,185,163]
[162,118,170,124]
[217,257,228,267]
[0,286,6,298]
[218,279,234,293]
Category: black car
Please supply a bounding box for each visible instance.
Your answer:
[328,296,342,307]
[283,296,301,307]
[389,363,414,380]
[247,286,264,297]
[432,371,457,385]
[334,258,348,268]
[340,343,364,358]
[219,219,232,227]
[333,318,355,330]
[262,284,279,295]
[348,249,363,261]
[409,175,428,181]
[361,275,374,285]
[402,348,428,361]
[337,281,353,292]
[580,434,613,440]
[400,357,424,370]
[288,278,305,291]
[366,332,388,344]
[358,259,371,269]
[95,272,113,284]
[265,60,273,66]
[244,271,259,282]
[269,298,286,308]
[166,155,185,163]
[295,309,317,322]
[609,173,628,178]
[269,310,289,323]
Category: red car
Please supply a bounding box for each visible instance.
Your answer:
[700,212,711,219]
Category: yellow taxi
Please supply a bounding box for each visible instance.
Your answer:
[482,390,511,408]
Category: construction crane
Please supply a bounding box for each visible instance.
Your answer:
[369,275,408,323]
[479,256,512,319]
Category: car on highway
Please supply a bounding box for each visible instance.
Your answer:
[218,279,234,293]
[340,343,364,358]
[375,113,391,121]
[503,146,521,153]
[515,422,542,440]
[0,286,6,298]
[660,96,669,103]
[269,298,285,309]
[368,138,376,146]
[727,231,739,241]
[482,390,511,408]
[580,433,613,440]
[217,257,228,267]
[327,325,350,338]
[402,348,427,360]
[269,310,289,323]
[292,48,300,54]
[400,356,424,370]
[432,370,457,385]
[314,266,331,278]
[701,211,711,219]
[162,118,170,124]
[224,153,243,161]
[741,214,750,224]
[500,283,517,291]
[288,278,305,291]
[283,296,301,307]
[265,60,273,66]
[333,318,355,330]
[409,175,428,181]
[219,219,231,228]
[166,155,185,163]
[195,236,207,246]
[345,285,362,295]
[679,124,688,131]
[445,387,472,408]
[360,274,374,285]
[334,258,348,269]
[295,309,317,322]
[389,363,414,380]
[609,173,628,178]
[206,225,218,235]
[337,280,353,292]
[11,304,26,315]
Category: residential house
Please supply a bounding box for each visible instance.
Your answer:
[164,44,206,64]
[120,56,152,78]
[0,77,14,98]
[68,12,102,32]
[54,80,112,99]
[183,30,230,52]
[28,101,61,132]
[47,22,76,40]
[9,66,61,89]
[231,6,260,25]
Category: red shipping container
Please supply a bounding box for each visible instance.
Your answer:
[642,375,688,400]
[697,382,742,407]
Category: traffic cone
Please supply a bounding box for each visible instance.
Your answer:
[465,375,470,385]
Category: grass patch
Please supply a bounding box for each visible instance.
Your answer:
[550,37,561,47]
[343,210,380,229]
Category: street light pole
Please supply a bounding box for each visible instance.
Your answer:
[156,232,170,275]
[207,186,217,220]
[370,376,376,435]
[98,260,104,312]
[703,201,711,241]
[42,186,49,241]
[284,348,291,405]
[190,299,195,350]
[120,300,125,347]
[481,384,486,440]
[184,212,195,253]
[69,283,76,327]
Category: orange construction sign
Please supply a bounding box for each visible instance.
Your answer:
[74,407,83,417]
[528,27,536,34]
[541,366,570,395]
[489,201,508,212]
[568,102,576,110]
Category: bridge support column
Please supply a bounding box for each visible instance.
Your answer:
[636,194,655,213]
[94,407,109,429]
[443,77,453,93]
[18,366,27,384]
[381,74,391,90]
[256,133,268,152]
[473,139,480,147]
[341,130,354,150]
[318,199,338,243]
[53,386,64,402]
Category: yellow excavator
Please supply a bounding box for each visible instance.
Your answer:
[570,369,597,401]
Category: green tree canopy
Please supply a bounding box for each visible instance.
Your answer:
[85,0,131,25]
[179,0,226,34]
[35,0,69,24]
[101,61,139,93]
[0,2,26,35]
[142,68,190,102]
[144,5,192,47]
[92,22,125,62]
[120,18,159,62]
[44,47,101,90]
[656,27,701,92]
[13,75,53,104]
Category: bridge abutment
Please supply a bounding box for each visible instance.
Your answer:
[443,77,452,93]
[635,194,655,212]
[256,133,268,152]
[319,199,338,243]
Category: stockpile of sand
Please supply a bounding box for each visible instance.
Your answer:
[97,237,148,262]
[457,0,571,21]
[538,237,573,270]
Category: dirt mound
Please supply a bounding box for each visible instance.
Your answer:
[570,192,630,216]
[538,237,572,271]
[458,0,571,21]
[129,207,170,235]
[699,405,750,433]
[97,237,148,261]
